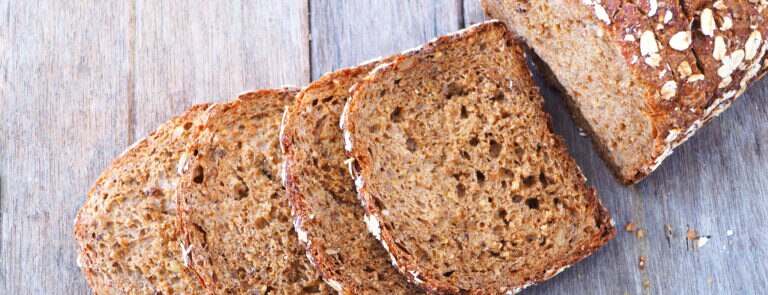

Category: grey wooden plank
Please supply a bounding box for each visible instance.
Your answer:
[463,0,488,26]
[310,0,463,80]
[634,78,768,294]
[0,1,132,294]
[134,0,310,138]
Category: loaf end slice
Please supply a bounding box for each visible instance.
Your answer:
[177,89,331,294]
[484,0,768,183]
[74,103,210,294]
[342,21,615,293]
[281,60,424,294]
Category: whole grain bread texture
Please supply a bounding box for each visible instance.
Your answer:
[177,89,330,294]
[281,60,423,294]
[74,103,210,294]
[484,0,768,184]
[341,21,615,294]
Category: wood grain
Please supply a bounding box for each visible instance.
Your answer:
[0,2,132,294]
[309,0,463,80]
[133,0,310,138]
[1,1,767,294]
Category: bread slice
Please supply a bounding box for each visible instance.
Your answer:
[176,89,330,294]
[281,60,424,294]
[483,0,768,183]
[74,103,210,294]
[341,21,615,293]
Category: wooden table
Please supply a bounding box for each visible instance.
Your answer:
[1,1,766,294]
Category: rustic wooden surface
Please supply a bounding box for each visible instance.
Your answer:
[1,0,765,294]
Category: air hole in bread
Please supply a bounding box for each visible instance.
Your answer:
[442,82,467,100]
[460,150,471,160]
[460,105,468,118]
[497,208,507,219]
[302,286,322,293]
[456,183,467,197]
[525,198,540,210]
[442,270,455,277]
[553,198,562,207]
[489,140,501,158]
[253,217,268,229]
[513,144,523,158]
[512,195,523,203]
[539,172,548,188]
[311,99,319,107]
[369,124,380,133]
[372,196,386,211]
[469,137,480,147]
[234,182,249,201]
[390,107,403,123]
[183,122,193,130]
[406,138,417,152]
[523,175,536,187]
[476,171,486,186]
[192,165,204,184]
[489,91,505,102]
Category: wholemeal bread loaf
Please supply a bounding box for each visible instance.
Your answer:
[74,104,210,294]
[281,60,423,294]
[341,21,615,294]
[484,0,768,184]
[176,89,330,294]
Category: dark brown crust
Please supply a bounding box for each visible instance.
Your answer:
[281,60,423,294]
[74,102,211,294]
[342,21,615,294]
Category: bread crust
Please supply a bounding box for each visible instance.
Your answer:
[341,21,615,294]
[485,0,768,184]
[177,89,331,294]
[74,103,211,294]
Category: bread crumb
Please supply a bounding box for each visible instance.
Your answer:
[642,280,651,289]
[636,229,645,238]
[697,236,710,248]
[726,229,733,236]
[707,278,714,285]
[638,256,647,271]
[625,221,636,232]
[687,228,697,240]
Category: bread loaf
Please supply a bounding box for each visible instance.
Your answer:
[483,0,768,183]
[74,104,209,294]
[176,89,331,294]
[341,21,615,294]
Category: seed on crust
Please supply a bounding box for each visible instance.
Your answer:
[701,9,716,37]
[669,31,692,51]
[745,31,762,61]
[660,81,677,100]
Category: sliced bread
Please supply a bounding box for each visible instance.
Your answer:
[341,21,615,293]
[281,60,423,294]
[176,89,330,294]
[483,0,768,183]
[74,103,210,294]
